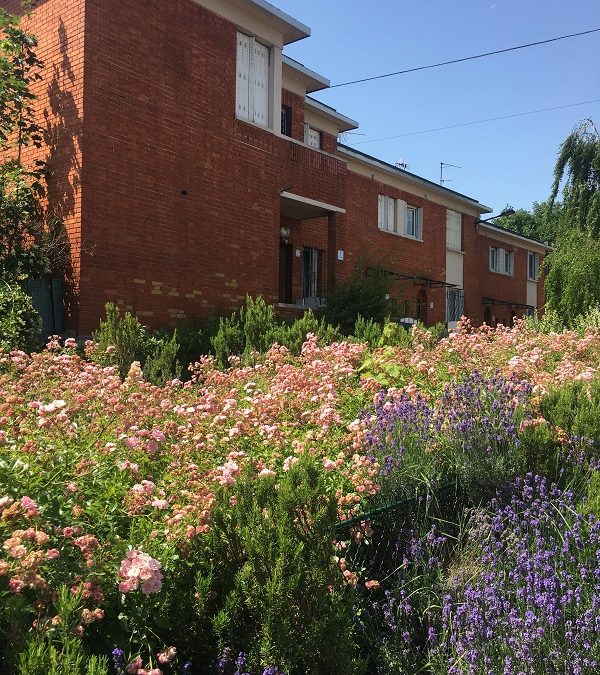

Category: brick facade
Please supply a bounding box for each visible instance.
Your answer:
[2,0,548,334]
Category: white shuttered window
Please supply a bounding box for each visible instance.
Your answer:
[304,124,321,149]
[378,195,422,238]
[236,32,270,126]
[446,210,462,251]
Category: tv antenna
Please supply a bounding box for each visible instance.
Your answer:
[440,161,461,185]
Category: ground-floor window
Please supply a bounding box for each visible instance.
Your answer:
[302,247,323,303]
[446,288,464,324]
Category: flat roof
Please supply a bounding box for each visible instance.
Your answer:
[305,96,359,132]
[282,55,330,92]
[338,144,492,214]
[247,0,310,44]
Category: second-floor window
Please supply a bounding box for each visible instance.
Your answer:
[281,105,292,137]
[528,251,539,280]
[304,124,321,149]
[378,195,423,240]
[236,32,270,127]
[446,209,462,251]
[489,246,514,275]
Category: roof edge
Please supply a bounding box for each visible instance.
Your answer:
[338,144,492,214]
[304,96,359,132]
[247,0,310,44]
[282,55,330,92]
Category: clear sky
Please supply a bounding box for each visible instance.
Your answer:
[274,0,600,214]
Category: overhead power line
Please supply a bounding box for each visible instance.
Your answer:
[330,28,600,88]
[351,99,600,145]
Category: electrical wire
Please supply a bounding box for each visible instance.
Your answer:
[330,28,600,88]
[349,99,600,145]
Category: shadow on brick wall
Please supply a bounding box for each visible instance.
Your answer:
[43,18,82,331]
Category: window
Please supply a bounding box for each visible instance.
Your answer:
[489,246,514,275]
[504,250,513,276]
[236,32,270,126]
[377,195,423,239]
[446,210,462,251]
[281,105,292,137]
[304,124,321,149]
[446,288,465,324]
[528,251,539,281]
[302,247,323,307]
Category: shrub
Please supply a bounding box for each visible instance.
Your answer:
[325,269,392,335]
[211,311,244,368]
[540,378,600,443]
[208,458,364,675]
[351,315,383,347]
[524,308,565,333]
[0,282,41,352]
[90,303,148,378]
[143,330,182,385]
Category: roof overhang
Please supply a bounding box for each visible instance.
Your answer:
[282,56,330,92]
[246,0,310,44]
[305,97,359,132]
[280,191,345,219]
[338,145,492,215]
[478,223,551,253]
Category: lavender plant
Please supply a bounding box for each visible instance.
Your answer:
[434,474,600,674]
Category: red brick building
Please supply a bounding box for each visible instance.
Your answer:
[2,0,549,334]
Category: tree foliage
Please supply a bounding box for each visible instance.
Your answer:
[542,120,600,323]
[550,119,600,238]
[0,8,68,282]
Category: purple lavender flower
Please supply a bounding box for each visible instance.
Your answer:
[111,647,125,672]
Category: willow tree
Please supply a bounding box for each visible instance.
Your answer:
[543,120,600,323]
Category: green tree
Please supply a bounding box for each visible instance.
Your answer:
[542,120,600,322]
[495,201,561,245]
[550,119,600,238]
[0,8,66,282]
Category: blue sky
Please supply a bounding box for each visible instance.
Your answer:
[275,0,600,214]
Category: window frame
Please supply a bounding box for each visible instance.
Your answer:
[527,251,539,281]
[377,195,423,240]
[489,246,514,276]
[236,32,271,128]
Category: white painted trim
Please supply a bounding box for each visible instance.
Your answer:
[280,191,346,214]
[282,56,329,92]
[479,223,550,253]
[304,96,359,132]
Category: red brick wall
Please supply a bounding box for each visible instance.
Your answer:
[77,0,347,333]
[339,171,448,325]
[281,88,304,142]
[476,231,530,325]
[0,0,85,331]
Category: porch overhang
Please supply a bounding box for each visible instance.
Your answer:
[280,191,345,220]
[483,297,535,310]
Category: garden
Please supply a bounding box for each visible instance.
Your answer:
[1,300,600,674]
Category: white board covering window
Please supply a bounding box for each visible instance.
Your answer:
[304,124,321,149]
[236,32,270,126]
[378,195,396,233]
[446,210,462,251]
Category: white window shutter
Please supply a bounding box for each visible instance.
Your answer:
[396,199,407,235]
[446,210,461,250]
[385,197,394,232]
[416,208,423,240]
[377,195,384,230]
[252,40,269,126]
[489,247,495,271]
[304,123,310,144]
[236,33,250,120]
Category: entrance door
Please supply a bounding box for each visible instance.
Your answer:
[279,243,292,304]
[302,248,323,306]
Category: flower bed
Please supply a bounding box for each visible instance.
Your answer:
[1,320,599,673]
